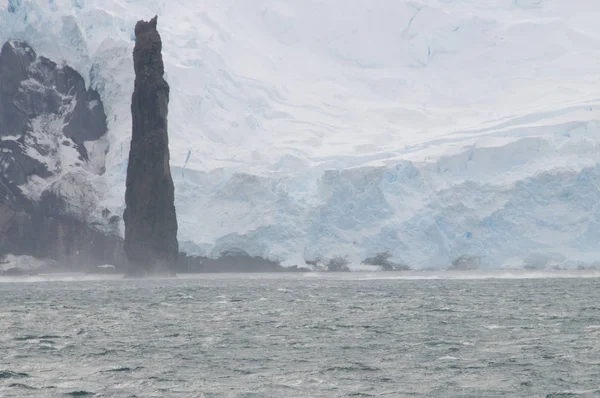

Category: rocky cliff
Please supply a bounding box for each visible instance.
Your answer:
[1,203,125,268]
[0,40,125,269]
[123,17,178,276]
[0,40,107,199]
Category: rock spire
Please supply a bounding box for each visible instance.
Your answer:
[123,16,178,276]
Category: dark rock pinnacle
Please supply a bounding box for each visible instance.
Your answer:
[123,16,178,276]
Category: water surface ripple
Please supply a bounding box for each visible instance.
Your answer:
[1,273,600,397]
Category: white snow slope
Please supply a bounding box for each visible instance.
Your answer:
[2,0,600,269]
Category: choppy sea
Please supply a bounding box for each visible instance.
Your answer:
[1,271,600,397]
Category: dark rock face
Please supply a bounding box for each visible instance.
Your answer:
[361,252,410,271]
[1,202,125,270]
[123,16,178,275]
[0,40,107,198]
[0,40,122,270]
[307,256,351,272]
[174,248,312,273]
[2,203,125,269]
[175,249,294,273]
[448,255,481,271]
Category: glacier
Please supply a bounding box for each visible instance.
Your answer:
[1,0,600,269]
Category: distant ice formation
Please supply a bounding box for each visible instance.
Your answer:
[1,0,599,269]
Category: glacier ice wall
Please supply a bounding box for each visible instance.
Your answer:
[2,0,600,268]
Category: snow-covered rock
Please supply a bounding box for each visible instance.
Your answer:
[0,39,108,218]
[1,0,600,269]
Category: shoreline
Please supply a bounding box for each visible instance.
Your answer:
[2,269,600,283]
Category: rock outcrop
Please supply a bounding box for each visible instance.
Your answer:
[123,16,178,276]
[0,40,107,199]
[1,203,126,269]
[0,40,122,269]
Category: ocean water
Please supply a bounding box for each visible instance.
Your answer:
[1,272,600,397]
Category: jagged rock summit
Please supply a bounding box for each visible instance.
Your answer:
[123,16,178,276]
